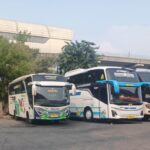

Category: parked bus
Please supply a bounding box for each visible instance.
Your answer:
[8,73,71,123]
[136,68,150,120]
[65,66,150,121]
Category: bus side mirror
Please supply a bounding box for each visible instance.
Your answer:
[112,84,120,95]
[32,85,37,96]
[71,84,76,95]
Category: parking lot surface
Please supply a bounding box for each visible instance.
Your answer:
[0,118,150,150]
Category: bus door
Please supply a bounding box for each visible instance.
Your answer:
[97,84,109,119]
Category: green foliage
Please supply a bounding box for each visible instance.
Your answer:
[58,40,99,73]
[35,55,58,73]
[15,30,31,43]
[0,37,38,101]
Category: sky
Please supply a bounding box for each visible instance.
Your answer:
[0,0,150,58]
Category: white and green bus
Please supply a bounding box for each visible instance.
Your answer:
[65,66,150,121]
[8,73,71,123]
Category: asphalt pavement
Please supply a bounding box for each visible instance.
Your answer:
[0,118,150,150]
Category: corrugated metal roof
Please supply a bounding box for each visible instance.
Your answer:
[0,19,73,40]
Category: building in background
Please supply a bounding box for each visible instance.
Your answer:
[0,19,73,54]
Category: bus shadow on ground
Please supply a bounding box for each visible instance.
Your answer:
[14,117,146,127]
[69,117,144,125]
[11,117,70,127]
[28,120,70,127]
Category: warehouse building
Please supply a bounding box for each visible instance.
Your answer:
[0,19,73,54]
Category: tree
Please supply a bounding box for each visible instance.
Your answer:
[15,30,31,43]
[58,40,99,73]
[0,37,38,101]
[34,55,58,73]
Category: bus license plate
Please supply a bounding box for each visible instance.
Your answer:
[50,114,59,118]
[128,115,135,119]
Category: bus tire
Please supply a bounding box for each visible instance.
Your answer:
[14,110,18,120]
[26,112,33,124]
[84,108,93,121]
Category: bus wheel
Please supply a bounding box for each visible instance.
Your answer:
[14,110,18,120]
[84,108,93,121]
[26,112,33,124]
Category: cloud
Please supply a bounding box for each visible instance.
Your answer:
[98,25,150,58]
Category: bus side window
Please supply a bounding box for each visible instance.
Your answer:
[84,70,105,84]
[9,84,15,95]
[20,81,25,93]
[13,81,25,94]
[70,74,84,86]
[25,77,32,86]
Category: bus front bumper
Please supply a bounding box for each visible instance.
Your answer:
[34,106,69,120]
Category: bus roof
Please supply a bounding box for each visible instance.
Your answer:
[65,66,123,77]
[9,73,64,85]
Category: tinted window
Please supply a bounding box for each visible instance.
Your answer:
[137,72,150,82]
[69,69,105,86]
[99,85,108,104]
[9,81,25,95]
[84,70,105,84]
[25,77,32,86]
[110,86,142,105]
[25,77,33,106]
[9,85,15,95]
[69,74,84,85]
[34,86,69,107]
[89,85,108,104]
[107,68,139,82]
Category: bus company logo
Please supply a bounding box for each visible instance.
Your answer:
[121,106,136,110]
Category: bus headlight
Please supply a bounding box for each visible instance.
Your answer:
[145,104,150,109]
[35,107,45,114]
[112,110,118,117]
[64,108,69,115]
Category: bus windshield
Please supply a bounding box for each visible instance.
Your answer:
[107,68,142,105]
[137,70,150,82]
[34,86,70,107]
[110,86,141,105]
